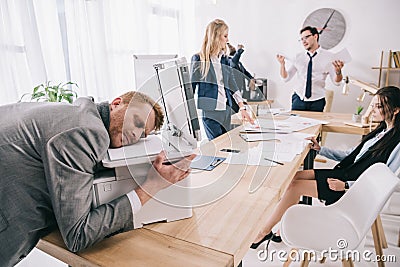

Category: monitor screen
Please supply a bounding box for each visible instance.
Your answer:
[133,54,178,100]
[154,57,201,151]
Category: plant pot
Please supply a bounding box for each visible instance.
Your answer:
[352,114,362,123]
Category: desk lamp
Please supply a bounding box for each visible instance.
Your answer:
[343,76,379,124]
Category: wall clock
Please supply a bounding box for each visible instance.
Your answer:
[303,8,346,50]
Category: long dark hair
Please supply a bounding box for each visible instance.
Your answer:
[362,86,400,157]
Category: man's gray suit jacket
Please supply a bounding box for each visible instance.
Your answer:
[0,98,134,267]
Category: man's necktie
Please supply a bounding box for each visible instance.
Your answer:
[305,52,317,99]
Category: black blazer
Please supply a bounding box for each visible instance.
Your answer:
[191,54,240,111]
[334,127,400,181]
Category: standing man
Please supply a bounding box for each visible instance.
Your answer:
[0,91,195,266]
[227,43,256,104]
[277,26,344,111]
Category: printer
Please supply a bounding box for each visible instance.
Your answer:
[92,57,201,228]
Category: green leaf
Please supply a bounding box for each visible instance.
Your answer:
[48,91,57,102]
[24,81,79,103]
[356,105,364,115]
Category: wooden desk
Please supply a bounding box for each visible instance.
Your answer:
[291,111,375,136]
[37,124,320,267]
[37,229,231,267]
[233,111,375,136]
[246,99,274,106]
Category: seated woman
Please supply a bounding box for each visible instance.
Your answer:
[251,86,400,249]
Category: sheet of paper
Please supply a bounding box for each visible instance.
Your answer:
[260,134,312,162]
[243,116,327,135]
[276,52,294,63]
[282,116,329,131]
[240,133,280,142]
[108,135,163,160]
[334,48,352,63]
[243,119,293,134]
[224,144,277,166]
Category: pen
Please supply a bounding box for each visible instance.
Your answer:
[264,158,284,165]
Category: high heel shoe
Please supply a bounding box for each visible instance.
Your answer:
[250,231,282,249]
[250,231,274,249]
[271,233,282,243]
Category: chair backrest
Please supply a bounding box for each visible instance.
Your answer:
[382,143,400,214]
[387,142,400,176]
[323,90,334,112]
[331,163,399,240]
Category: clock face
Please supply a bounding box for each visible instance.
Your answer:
[303,8,346,50]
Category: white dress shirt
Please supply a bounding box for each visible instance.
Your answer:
[211,54,243,111]
[284,47,340,101]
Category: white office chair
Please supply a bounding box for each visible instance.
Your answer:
[381,143,400,247]
[280,163,399,267]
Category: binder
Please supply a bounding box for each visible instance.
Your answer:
[190,155,226,171]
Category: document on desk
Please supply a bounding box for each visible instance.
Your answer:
[240,130,314,144]
[107,135,163,160]
[281,116,328,131]
[242,117,327,134]
[240,133,280,142]
[242,119,293,134]
[190,155,226,171]
[224,144,277,166]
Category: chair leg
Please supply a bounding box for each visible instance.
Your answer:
[398,227,400,247]
[376,215,388,249]
[283,248,297,267]
[341,258,354,267]
[300,251,310,267]
[371,219,386,267]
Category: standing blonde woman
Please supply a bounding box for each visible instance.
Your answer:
[191,19,253,140]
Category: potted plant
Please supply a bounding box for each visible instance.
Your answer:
[352,105,364,123]
[19,81,78,103]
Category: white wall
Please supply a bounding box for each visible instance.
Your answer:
[191,0,400,148]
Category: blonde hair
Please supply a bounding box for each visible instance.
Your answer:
[199,19,228,78]
[119,91,164,131]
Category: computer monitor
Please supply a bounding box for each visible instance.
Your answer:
[133,54,178,101]
[103,56,200,168]
[154,57,201,152]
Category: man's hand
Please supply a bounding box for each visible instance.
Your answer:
[249,78,256,91]
[276,54,288,79]
[332,60,344,83]
[276,54,286,65]
[327,178,346,191]
[332,60,344,73]
[135,151,196,205]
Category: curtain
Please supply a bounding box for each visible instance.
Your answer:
[0,0,195,105]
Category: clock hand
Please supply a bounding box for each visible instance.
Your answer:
[319,10,335,35]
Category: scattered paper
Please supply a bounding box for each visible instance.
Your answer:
[242,116,327,135]
[334,48,352,63]
[240,133,279,142]
[224,143,277,166]
[276,52,294,63]
[108,135,163,160]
